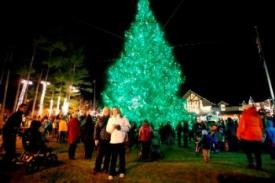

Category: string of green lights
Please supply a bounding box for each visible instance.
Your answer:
[102,0,190,127]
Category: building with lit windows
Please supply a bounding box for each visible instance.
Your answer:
[183,90,215,115]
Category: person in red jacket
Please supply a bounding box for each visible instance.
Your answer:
[237,105,264,170]
[67,112,81,160]
[138,120,153,161]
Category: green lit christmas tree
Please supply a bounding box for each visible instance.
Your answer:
[102,0,188,127]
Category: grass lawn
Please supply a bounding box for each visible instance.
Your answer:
[1,137,275,183]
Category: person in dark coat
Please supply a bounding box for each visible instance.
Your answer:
[81,114,95,159]
[2,104,28,162]
[92,107,111,174]
[183,121,189,148]
[193,119,207,153]
[198,130,212,163]
[176,122,183,147]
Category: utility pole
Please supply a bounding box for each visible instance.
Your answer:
[93,80,96,110]
[255,26,274,101]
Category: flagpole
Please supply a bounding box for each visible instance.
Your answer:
[254,26,275,101]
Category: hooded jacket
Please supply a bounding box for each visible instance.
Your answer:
[237,106,263,142]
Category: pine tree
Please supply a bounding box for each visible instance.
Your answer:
[102,0,188,127]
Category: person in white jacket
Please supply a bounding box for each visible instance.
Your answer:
[106,107,130,180]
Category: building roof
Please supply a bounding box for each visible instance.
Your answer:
[218,100,229,106]
[183,89,215,106]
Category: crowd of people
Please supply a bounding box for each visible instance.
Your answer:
[1,103,275,180]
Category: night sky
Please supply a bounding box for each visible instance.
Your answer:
[1,0,274,106]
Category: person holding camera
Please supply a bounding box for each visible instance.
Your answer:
[106,107,130,180]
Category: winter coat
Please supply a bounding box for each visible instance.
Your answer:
[199,134,212,150]
[237,106,263,142]
[81,115,95,143]
[94,115,110,141]
[139,123,152,142]
[3,111,24,136]
[58,119,68,132]
[67,117,81,144]
[106,115,130,144]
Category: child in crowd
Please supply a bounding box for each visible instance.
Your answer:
[198,129,212,163]
[266,117,275,159]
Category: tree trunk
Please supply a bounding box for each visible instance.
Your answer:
[0,52,9,87]
[1,52,12,128]
[93,80,96,110]
[0,70,10,128]
[67,64,75,102]
[13,76,22,112]
[31,71,43,117]
[0,71,3,86]
[37,67,50,116]
[23,44,36,103]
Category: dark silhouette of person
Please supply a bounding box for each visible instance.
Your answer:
[176,122,183,147]
[2,104,28,163]
[183,121,189,148]
[93,107,111,174]
[81,114,95,159]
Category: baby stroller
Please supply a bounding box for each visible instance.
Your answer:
[137,131,162,161]
[17,120,58,174]
[150,132,162,160]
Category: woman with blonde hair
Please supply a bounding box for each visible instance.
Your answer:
[93,106,111,174]
[106,107,131,180]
